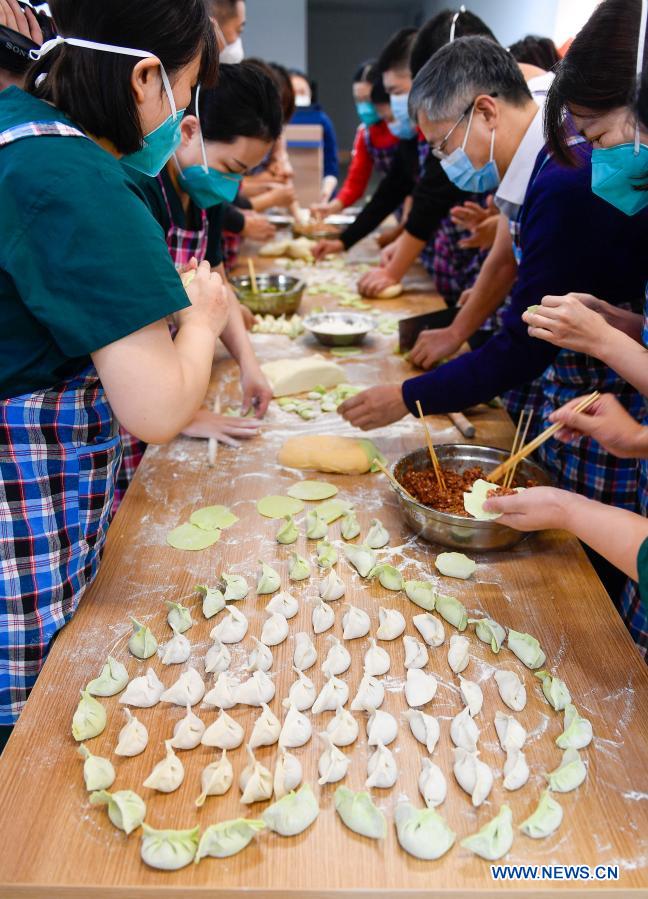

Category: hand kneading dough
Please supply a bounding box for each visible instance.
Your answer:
[278,435,382,475]
[376,283,403,299]
[261,355,346,398]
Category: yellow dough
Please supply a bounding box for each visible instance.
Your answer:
[180,270,196,288]
[376,283,403,299]
[261,355,346,397]
[258,237,316,261]
[278,435,384,475]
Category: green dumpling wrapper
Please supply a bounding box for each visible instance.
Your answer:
[140,823,200,870]
[72,690,107,742]
[394,802,455,860]
[520,790,563,839]
[289,552,311,581]
[276,515,299,545]
[90,789,146,835]
[261,784,319,836]
[508,628,546,669]
[461,804,513,860]
[469,617,505,653]
[128,617,158,660]
[257,561,282,594]
[334,787,386,839]
[434,592,468,631]
[195,819,266,861]
[86,656,129,697]
[165,601,193,634]
[404,580,436,611]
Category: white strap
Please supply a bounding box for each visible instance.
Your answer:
[449,5,466,43]
[636,0,648,152]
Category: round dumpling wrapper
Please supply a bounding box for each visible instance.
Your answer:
[190,505,238,531]
[256,495,305,519]
[287,480,338,501]
[166,523,221,550]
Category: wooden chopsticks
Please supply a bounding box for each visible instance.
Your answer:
[374,459,419,503]
[415,400,446,492]
[489,391,600,484]
[248,257,259,294]
[207,395,221,469]
[503,409,533,489]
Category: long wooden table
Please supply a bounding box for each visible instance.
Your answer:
[1,247,647,898]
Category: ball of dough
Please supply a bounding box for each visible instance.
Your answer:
[376,283,403,299]
[278,435,380,475]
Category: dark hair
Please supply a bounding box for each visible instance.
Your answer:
[371,75,390,106]
[409,35,532,122]
[353,59,376,84]
[410,9,497,77]
[509,35,559,72]
[269,61,296,121]
[199,58,282,144]
[546,0,647,164]
[211,0,240,23]
[25,0,218,154]
[288,67,317,104]
[377,27,417,75]
[0,1,56,74]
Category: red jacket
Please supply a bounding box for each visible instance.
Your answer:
[336,121,399,208]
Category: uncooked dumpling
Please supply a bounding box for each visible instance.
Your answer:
[556,703,593,750]
[273,747,303,800]
[286,666,316,711]
[115,708,149,757]
[503,748,529,790]
[235,670,276,707]
[239,745,273,804]
[376,606,405,640]
[459,676,483,717]
[78,744,115,791]
[276,515,299,545]
[404,580,436,611]
[450,706,480,752]
[461,805,513,860]
[394,802,455,860]
[340,510,361,540]
[190,504,238,531]
[403,635,428,669]
[160,666,205,707]
[319,569,345,601]
[366,741,398,788]
[278,434,385,475]
[365,519,389,549]
[351,673,384,711]
[195,749,233,806]
[306,509,328,539]
[89,789,146,835]
[463,479,505,521]
[204,638,231,674]
[494,711,527,752]
[544,748,587,792]
[469,616,505,653]
[256,561,282,594]
[245,636,273,673]
[293,631,317,670]
[435,551,476,579]
[318,732,350,785]
[312,674,349,715]
[342,604,371,640]
[195,818,265,861]
[405,709,440,754]
[119,668,164,708]
[165,600,193,634]
[364,638,391,676]
[158,625,191,665]
[447,634,470,674]
[413,612,445,647]
[287,479,338,500]
[222,572,249,602]
[203,671,238,709]
[128,617,158,660]
[289,552,311,581]
[453,747,493,807]
[535,669,571,711]
[249,703,281,749]
[366,708,397,746]
[140,825,200,871]
[343,543,377,578]
[262,784,320,837]
[327,702,359,747]
[312,598,335,634]
[405,669,437,707]
[170,702,205,750]
[201,709,245,750]
[143,740,184,793]
[211,605,248,643]
[256,495,305,519]
[86,656,129,697]
[434,592,468,631]
[321,636,351,677]
[494,669,527,712]
[335,787,386,840]
[418,757,447,808]
[316,538,338,568]
[369,563,403,591]
[266,591,299,619]
[166,522,221,550]
[261,611,290,647]
[279,702,312,748]
[520,790,563,839]
[507,628,546,669]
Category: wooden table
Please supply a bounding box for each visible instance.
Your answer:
[1,247,647,898]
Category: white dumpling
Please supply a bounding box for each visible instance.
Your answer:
[403,635,428,669]
[447,634,470,674]
[405,668,437,707]
[312,675,349,715]
[319,569,346,602]
[211,605,248,644]
[293,631,317,671]
[261,612,289,647]
[143,740,184,793]
[195,749,233,806]
[494,669,527,712]
[245,636,273,673]
[160,666,205,707]
[326,702,359,747]
[459,676,483,717]
[204,638,231,675]
[413,613,445,647]
[285,666,316,711]
[170,702,205,750]
[201,708,245,750]
[312,599,335,634]
[363,638,391,676]
[452,747,493,807]
[265,591,299,619]
[351,672,385,711]
[450,706,480,752]
[365,518,389,549]
[367,708,397,746]
[119,668,164,708]
[239,744,273,804]
[366,741,398,789]
[321,636,351,677]
[203,671,239,709]
[419,757,447,808]
[494,711,527,752]
[376,606,406,641]
[342,604,371,640]
[158,626,191,666]
[249,703,281,749]
[115,708,148,757]
[405,709,440,754]
[279,702,312,748]
[318,732,350,785]
[503,748,529,790]
[235,670,276,707]
[273,747,303,800]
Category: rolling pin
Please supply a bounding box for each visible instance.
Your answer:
[448,411,476,438]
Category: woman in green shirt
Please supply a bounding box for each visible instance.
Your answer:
[0,0,221,737]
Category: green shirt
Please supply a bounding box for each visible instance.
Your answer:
[637,537,648,613]
[126,166,225,268]
[0,87,190,400]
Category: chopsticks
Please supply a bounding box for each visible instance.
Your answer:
[415,400,446,492]
[503,409,533,489]
[248,257,259,294]
[489,391,600,484]
[207,395,221,469]
[374,459,418,503]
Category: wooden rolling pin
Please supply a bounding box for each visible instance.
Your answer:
[448,411,476,438]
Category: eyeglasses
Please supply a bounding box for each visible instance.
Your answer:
[430,92,499,160]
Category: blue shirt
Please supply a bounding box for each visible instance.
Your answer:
[402,143,648,415]
[290,104,339,180]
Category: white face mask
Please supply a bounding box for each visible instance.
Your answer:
[219,37,244,65]
[295,94,311,107]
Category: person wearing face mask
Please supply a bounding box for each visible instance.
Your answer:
[487,0,648,648]
[289,68,339,203]
[210,0,245,65]
[0,0,225,745]
[114,61,283,509]
[339,37,648,619]
[310,61,399,219]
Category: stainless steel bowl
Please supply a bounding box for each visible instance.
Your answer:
[391,444,552,552]
[303,312,374,347]
[230,273,305,316]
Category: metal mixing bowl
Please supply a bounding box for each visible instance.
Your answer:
[303,312,374,347]
[391,444,552,552]
[230,273,305,316]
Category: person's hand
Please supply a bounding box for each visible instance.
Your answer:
[312,238,344,261]
[0,0,43,41]
[457,288,472,308]
[179,261,229,337]
[483,485,571,532]
[548,393,648,459]
[457,214,499,250]
[181,409,261,445]
[450,195,494,231]
[338,384,407,430]
[380,241,400,267]
[409,327,462,370]
[523,293,611,355]
[375,223,403,249]
[239,361,272,417]
[358,267,398,298]
[242,212,276,242]
[310,198,343,219]
[238,302,255,330]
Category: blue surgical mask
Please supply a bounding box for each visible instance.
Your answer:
[31,35,184,177]
[591,140,648,215]
[440,105,500,192]
[388,92,416,139]
[356,100,381,127]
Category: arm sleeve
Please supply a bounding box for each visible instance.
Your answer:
[205,205,225,268]
[321,112,339,180]
[336,128,373,208]
[222,203,245,234]
[404,152,462,241]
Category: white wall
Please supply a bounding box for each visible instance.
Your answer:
[243,0,308,70]
[421,0,559,47]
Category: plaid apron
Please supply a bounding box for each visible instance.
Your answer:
[363,125,399,176]
[222,230,243,274]
[113,179,208,512]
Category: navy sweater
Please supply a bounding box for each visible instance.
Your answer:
[402,143,648,415]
